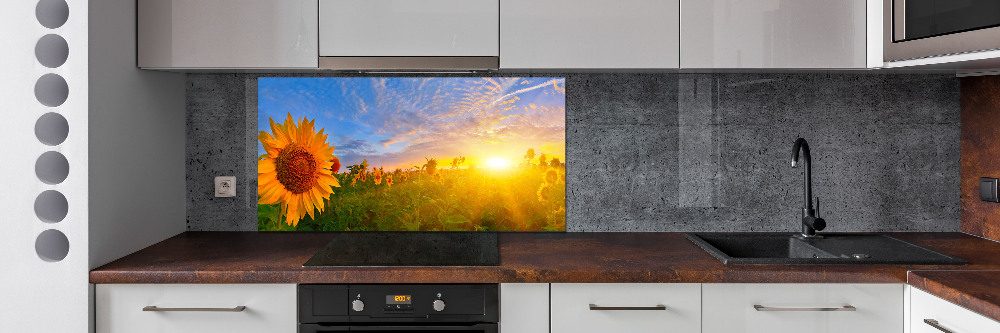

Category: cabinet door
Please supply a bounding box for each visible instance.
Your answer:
[702,283,903,333]
[500,284,549,333]
[501,0,680,69]
[96,284,297,333]
[138,0,318,69]
[911,287,1000,333]
[550,283,700,333]
[319,0,499,57]
[681,0,868,68]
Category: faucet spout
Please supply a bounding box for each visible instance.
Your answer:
[791,138,825,237]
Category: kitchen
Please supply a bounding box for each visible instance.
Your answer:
[4,0,1000,332]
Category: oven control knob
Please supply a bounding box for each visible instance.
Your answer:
[432,299,446,312]
[352,299,365,312]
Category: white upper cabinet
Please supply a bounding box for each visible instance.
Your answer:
[500,0,680,69]
[138,0,318,69]
[681,0,873,68]
[319,0,500,57]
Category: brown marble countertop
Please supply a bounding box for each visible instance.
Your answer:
[908,270,1000,323]
[91,231,1000,285]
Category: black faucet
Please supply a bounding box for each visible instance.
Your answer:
[791,138,825,238]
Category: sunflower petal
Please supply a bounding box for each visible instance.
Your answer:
[258,159,276,173]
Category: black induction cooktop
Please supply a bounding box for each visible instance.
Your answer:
[303,232,500,267]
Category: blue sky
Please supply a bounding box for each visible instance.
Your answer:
[258,77,565,170]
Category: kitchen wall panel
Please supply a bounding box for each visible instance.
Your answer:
[186,73,960,232]
[960,75,1000,241]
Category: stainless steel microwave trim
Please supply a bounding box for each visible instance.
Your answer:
[892,0,905,41]
[318,57,499,71]
[884,0,1000,62]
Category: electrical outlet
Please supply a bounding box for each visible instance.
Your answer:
[215,176,236,197]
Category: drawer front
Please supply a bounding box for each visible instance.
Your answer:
[702,283,903,333]
[96,284,296,333]
[550,283,701,333]
[911,288,1000,333]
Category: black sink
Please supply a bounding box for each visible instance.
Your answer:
[686,233,966,265]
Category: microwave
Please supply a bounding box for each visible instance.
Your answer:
[884,0,1000,62]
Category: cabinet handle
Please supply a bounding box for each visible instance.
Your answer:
[589,304,667,311]
[753,305,856,312]
[924,319,955,333]
[143,306,247,312]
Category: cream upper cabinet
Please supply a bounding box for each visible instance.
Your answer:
[680,0,875,68]
[500,0,680,69]
[910,287,1000,333]
[702,283,903,333]
[319,0,500,57]
[138,0,318,69]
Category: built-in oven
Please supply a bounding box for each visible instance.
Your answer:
[299,284,498,333]
[884,0,1000,61]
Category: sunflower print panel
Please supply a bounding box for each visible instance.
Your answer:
[257,77,566,232]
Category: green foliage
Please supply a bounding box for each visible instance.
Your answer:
[259,164,566,232]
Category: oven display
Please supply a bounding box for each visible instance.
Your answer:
[386,295,412,304]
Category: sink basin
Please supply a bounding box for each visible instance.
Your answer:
[686,233,966,265]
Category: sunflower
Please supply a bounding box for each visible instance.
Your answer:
[330,156,341,174]
[258,113,340,227]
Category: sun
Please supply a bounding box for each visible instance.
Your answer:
[485,157,512,170]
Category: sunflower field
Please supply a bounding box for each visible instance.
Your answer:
[258,163,566,232]
[257,113,566,231]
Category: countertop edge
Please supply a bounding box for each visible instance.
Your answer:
[908,270,1000,324]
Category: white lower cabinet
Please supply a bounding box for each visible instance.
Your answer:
[702,283,903,333]
[96,284,297,333]
[910,287,1000,333]
[551,283,702,333]
[500,283,549,333]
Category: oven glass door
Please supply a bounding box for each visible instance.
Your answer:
[900,0,1000,41]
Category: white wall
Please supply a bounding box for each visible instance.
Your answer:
[0,0,90,331]
[88,0,186,270]
[0,0,185,331]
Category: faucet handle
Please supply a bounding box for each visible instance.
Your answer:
[815,197,820,218]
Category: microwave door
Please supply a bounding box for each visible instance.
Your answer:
[896,0,1000,42]
[884,0,1000,61]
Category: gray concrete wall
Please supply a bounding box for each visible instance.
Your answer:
[186,73,960,232]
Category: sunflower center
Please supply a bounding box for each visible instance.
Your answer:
[274,143,318,194]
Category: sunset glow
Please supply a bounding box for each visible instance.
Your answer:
[485,157,512,170]
[258,77,566,171]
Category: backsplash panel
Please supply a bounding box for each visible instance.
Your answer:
[960,75,1000,241]
[187,73,960,232]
